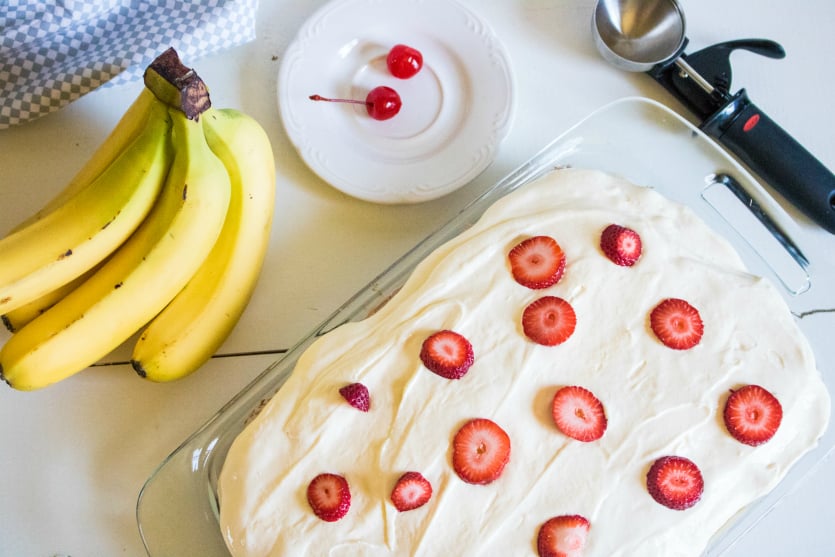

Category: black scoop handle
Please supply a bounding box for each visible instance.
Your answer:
[702,89,835,234]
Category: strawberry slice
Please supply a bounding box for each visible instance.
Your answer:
[649,298,703,350]
[646,455,703,510]
[522,296,577,346]
[723,384,783,446]
[508,235,566,289]
[390,471,433,512]
[339,382,370,412]
[452,418,511,485]
[551,386,607,442]
[307,473,351,522]
[420,330,474,380]
[600,224,642,267]
[537,514,591,557]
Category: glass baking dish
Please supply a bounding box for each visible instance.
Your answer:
[137,96,835,556]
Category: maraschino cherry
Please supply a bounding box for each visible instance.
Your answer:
[309,86,401,120]
[386,44,423,79]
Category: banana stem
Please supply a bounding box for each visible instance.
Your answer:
[143,47,211,120]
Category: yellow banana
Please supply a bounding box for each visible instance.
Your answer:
[1,263,100,333]
[0,108,231,391]
[8,88,159,233]
[0,98,172,315]
[131,107,276,382]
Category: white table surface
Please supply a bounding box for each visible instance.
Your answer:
[1,0,834,555]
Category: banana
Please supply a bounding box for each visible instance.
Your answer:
[131,107,276,382]
[8,88,159,233]
[0,98,173,315]
[0,108,231,391]
[1,263,100,333]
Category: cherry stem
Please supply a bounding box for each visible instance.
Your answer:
[309,94,371,107]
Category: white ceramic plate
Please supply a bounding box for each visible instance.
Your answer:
[277,0,515,204]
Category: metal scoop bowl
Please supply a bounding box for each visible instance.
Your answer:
[592,0,685,72]
[592,0,716,92]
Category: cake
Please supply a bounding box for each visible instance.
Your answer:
[217,168,830,556]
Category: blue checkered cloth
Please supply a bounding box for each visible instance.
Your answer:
[0,0,257,129]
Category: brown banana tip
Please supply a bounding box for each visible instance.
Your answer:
[1,314,15,333]
[144,47,211,120]
[0,363,9,387]
[131,359,147,378]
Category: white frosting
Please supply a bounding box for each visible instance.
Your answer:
[218,168,830,556]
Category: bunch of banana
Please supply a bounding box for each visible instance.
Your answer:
[0,48,276,390]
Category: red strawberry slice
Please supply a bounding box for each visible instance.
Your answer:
[537,514,591,557]
[508,235,566,289]
[452,418,511,485]
[646,455,704,510]
[600,224,642,267]
[339,382,370,412]
[307,473,351,522]
[551,386,607,442]
[420,330,474,380]
[390,471,433,512]
[649,298,703,350]
[522,296,577,346]
[723,384,783,446]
